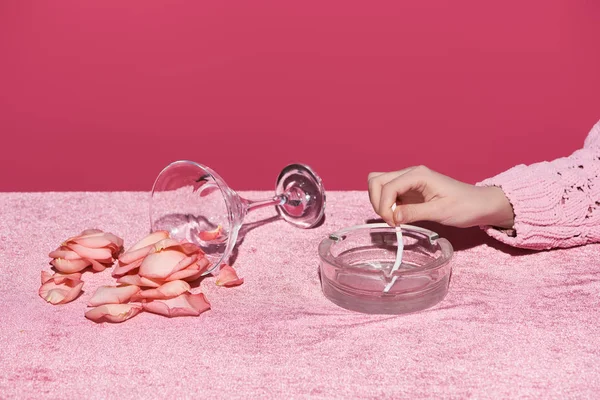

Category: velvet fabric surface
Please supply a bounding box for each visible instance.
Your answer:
[1,191,599,399]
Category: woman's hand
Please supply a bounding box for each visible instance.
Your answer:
[368,166,515,229]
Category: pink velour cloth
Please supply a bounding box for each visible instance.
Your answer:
[1,191,599,399]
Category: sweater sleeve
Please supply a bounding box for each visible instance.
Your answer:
[476,119,600,250]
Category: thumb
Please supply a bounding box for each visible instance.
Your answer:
[394,201,442,225]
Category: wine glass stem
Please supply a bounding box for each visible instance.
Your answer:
[243,195,286,213]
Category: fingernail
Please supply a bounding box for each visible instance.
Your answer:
[390,204,399,226]
[394,210,402,226]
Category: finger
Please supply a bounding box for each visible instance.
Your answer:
[394,201,441,225]
[368,167,417,214]
[367,172,385,181]
[368,172,386,214]
[378,171,427,225]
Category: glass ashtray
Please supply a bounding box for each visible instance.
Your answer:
[318,223,454,314]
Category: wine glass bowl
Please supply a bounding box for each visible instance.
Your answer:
[150,160,326,275]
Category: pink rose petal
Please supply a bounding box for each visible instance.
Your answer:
[51,258,91,273]
[118,234,187,265]
[153,239,205,257]
[88,258,109,272]
[66,243,112,260]
[70,234,113,249]
[132,280,190,301]
[165,267,202,282]
[88,285,141,306]
[142,293,211,317]
[41,271,82,285]
[181,271,203,282]
[121,231,169,255]
[139,249,187,279]
[80,229,103,235]
[39,277,84,305]
[116,274,163,288]
[85,303,142,323]
[216,264,244,287]
[152,238,182,251]
[48,248,82,260]
[104,232,124,246]
[62,231,102,244]
[60,230,123,258]
[171,254,198,274]
[112,258,143,277]
[179,242,204,256]
[148,238,204,256]
[41,270,52,284]
[198,225,223,241]
[166,257,211,282]
[196,257,211,273]
[118,244,155,265]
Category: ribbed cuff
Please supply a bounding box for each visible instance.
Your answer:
[476,162,566,250]
[475,119,600,250]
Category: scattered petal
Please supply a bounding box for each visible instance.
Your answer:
[51,258,91,273]
[120,231,169,259]
[216,264,244,287]
[60,230,123,258]
[165,258,210,282]
[102,232,124,248]
[48,248,82,260]
[143,293,211,317]
[70,234,114,249]
[39,277,84,305]
[152,238,182,251]
[138,250,187,279]
[42,230,216,323]
[41,270,52,284]
[198,225,223,241]
[171,254,198,274]
[118,244,155,265]
[80,229,103,236]
[66,243,112,260]
[112,258,143,277]
[85,303,142,323]
[116,274,162,288]
[41,271,82,285]
[132,280,190,301]
[88,285,141,306]
[88,258,109,272]
[165,267,202,282]
[179,242,205,256]
[196,257,211,273]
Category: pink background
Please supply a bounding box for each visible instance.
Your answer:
[1,0,599,191]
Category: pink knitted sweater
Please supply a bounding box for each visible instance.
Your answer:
[477,120,600,250]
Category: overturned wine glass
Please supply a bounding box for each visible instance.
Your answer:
[149,160,326,275]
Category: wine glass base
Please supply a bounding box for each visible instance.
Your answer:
[275,164,326,229]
